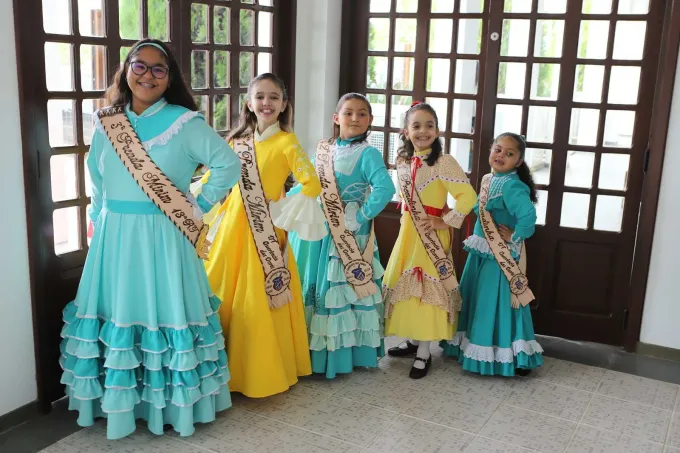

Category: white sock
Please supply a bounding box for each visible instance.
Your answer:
[413,341,431,369]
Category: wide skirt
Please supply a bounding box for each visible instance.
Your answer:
[60,201,231,440]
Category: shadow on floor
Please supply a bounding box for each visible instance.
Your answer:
[537,335,680,385]
[0,399,80,453]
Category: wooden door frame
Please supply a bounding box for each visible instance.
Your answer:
[477,0,665,348]
[13,0,46,411]
[624,0,680,352]
[340,0,680,352]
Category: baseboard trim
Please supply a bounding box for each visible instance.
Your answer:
[637,342,680,363]
[0,401,41,436]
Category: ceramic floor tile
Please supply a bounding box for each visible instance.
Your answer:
[503,379,593,421]
[666,447,680,453]
[404,385,505,434]
[253,426,362,453]
[363,415,474,453]
[596,370,679,411]
[580,394,672,444]
[530,357,606,392]
[39,422,209,453]
[172,407,286,453]
[667,412,680,448]
[340,365,424,413]
[564,425,663,453]
[463,437,536,453]
[478,405,576,453]
[297,373,351,395]
[237,382,331,424]
[293,396,397,447]
[425,362,514,399]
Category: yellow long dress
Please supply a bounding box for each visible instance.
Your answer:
[384,149,477,341]
[202,127,321,398]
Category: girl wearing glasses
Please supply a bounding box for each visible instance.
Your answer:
[59,39,241,439]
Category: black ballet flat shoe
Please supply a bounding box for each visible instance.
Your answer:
[409,356,432,379]
[515,368,532,377]
[388,340,418,357]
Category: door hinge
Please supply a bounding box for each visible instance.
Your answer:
[622,308,630,330]
[643,148,650,172]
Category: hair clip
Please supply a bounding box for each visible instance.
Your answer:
[410,101,423,108]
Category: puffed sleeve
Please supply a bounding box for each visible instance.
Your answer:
[269,137,327,241]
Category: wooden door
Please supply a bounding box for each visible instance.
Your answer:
[13,0,295,410]
[340,0,667,346]
[480,0,664,345]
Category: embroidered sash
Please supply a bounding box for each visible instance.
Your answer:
[478,173,534,308]
[234,135,292,309]
[315,141,378,298]
[396,160,458,293]
[97,107,210,258]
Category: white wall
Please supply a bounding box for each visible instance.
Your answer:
[0,1,37,417]
[640,47,680,350]
[293,0,342,153]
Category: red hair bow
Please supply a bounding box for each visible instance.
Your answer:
[410,100,423,108]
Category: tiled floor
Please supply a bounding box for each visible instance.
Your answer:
[13,337,680,452]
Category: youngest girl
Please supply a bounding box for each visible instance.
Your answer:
[441,132,543,376]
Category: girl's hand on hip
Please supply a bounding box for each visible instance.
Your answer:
[421,216,449,233]
[498,224,514,242]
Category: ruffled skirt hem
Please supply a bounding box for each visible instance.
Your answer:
[60,298,231,439]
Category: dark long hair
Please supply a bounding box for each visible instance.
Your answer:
[494,132,538,204]
[105,38,198,111]
[328,92,373,144]
[397,102,443,167]
[226,73,293,142]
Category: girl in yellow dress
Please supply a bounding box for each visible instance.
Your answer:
[383,102,477,379]
[200,73,327,397]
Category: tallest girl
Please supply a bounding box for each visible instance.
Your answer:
[59,39,241,439]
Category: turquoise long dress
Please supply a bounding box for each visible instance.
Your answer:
[440,171,543,376]
[289,137,395,378]
[59,99,241,439]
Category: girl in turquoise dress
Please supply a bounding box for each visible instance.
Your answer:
[289,93,395,379]
[441,132,543,376]
[59,39,241,439]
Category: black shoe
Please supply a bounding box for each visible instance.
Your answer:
[409,356,432,379]
[515,368,532,377]
[388,341,418,357]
